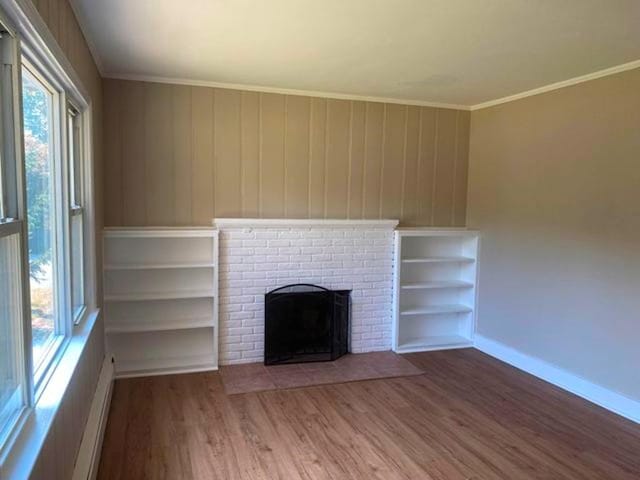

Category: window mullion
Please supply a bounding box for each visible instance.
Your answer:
[57,91,72,338]
[12,41,34,409]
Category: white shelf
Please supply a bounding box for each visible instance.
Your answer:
[103,227,219,376]
[401,256,475,264]
[106,317,214,333]
[105,290,216,302]
[401,281,474,290]
[104,262,215,271]
[400,305,472,316]
[104,227,217,238]
[115,354,217,379]
[396,335,473,353]
[393,229,479,354]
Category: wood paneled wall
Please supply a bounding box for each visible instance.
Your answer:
[104,79,470,227]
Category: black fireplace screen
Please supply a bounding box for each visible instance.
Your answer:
[264,284,350,365]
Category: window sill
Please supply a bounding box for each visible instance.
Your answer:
[0,308,101,479]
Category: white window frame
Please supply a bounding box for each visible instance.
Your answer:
[21,57,69,395]
[67,104,87,324]
[0,14,30,457]
[0,0,98,471]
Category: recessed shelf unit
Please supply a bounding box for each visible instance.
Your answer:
[103,227,219,378]
[393,228,479,354]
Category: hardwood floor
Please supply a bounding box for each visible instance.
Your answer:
[98,349,640,479]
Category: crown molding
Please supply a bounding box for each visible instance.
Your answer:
[105,59,640,113]
[104,72,472,111]
[470,59,640,111]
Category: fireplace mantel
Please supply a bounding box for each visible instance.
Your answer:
[213,218,399,229]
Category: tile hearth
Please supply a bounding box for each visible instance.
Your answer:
[220,351,424,394]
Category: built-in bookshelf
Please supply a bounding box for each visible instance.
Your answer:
[103,227,219,378]
[392,228,479,353]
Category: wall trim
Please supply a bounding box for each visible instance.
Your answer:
[103,60,640,113]
[3,0,90,104]
[105,73,472,111]
[470,59,640,110]
[213,218,400,229]
[474,335,640,425]
[71,356,114,480]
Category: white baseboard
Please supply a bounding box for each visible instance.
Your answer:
[72,356,114,480]
[474,335,640,425]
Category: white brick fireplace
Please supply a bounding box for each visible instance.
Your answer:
[214,219,399,365]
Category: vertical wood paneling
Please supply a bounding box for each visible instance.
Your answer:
[241,92,260,217]
[172,85,193,225]
[402,106,421,225]
[104,80,122,226]
[121,81,146,225]
[433,109,458,226]
[103,80,471,227]
[259,93,286,217]
[284,95,310,217]
[145,83,174,225]
[191,87,214,224]
[454,111,471,226]
[48,0,59,40]
[417,108,437,225]
[363,102,384,218]
[348,101,366,219]
[381,104,406,219]
[308,97,327,218]
[214,89,242,217]
[325,99,350,218]
[58,0,67,53]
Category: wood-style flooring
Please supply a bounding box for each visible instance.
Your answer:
[97,349,640,479]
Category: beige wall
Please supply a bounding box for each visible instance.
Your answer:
[27,1,105,478]
[103,79,470,227]
[468,67,640,400]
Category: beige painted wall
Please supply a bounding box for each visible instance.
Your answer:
[103,79,470,227]
[27,1,105,478]
[468,67,640,400]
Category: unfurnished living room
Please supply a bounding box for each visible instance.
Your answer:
[0,0,639,479]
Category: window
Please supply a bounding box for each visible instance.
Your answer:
[0,234,26,446]
[0,26,28,448]
[22,63,64,384]
[68,107,85,322]
[0,2,94,459]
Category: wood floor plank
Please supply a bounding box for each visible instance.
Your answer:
[98,350,640,479]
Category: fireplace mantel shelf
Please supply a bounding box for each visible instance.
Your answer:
[213,218,399,229]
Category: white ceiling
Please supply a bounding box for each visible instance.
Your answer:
[70,0,640,107]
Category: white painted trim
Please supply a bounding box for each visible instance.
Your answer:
[103,227,217,238]
[213,218,399,229]
[396,227,479,237]
[474,335,640,425]
[2,0,90,104]
[470,60,640,110]
[105,73,472,111]
[71,356,113,480]
[106,60,640,113]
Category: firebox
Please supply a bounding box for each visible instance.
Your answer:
[264,284,350,365]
